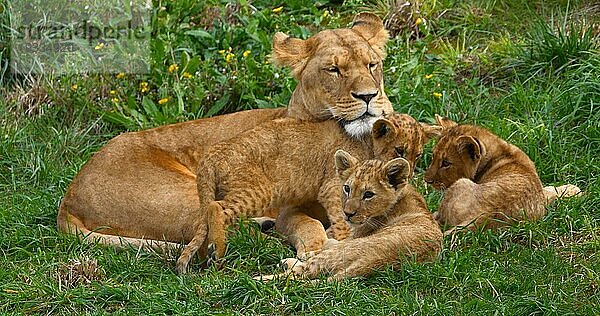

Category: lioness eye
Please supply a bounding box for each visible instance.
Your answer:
[368,62,378,70]
[362,191,375,200]
[343,185,350,195]
[395,147,405,158]
[441,160,451,168]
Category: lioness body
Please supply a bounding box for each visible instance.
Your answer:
[57,13,393,250]
[261,153,442,281]
[176,116,412,273]
[424,115,581,233]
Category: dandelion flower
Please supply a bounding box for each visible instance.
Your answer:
[158,98,169,105]
[433,92,442,98]
[425,74,433,79]
[168,64,179,73]
[415,18,423,26]
[139,82,149,93]
[243,50,251,58]
[112,97,119,103]
[272,6,283,13]
[71,84,78,91]
[110,90,116,95]
[94,43,105,50]
[225,53,235,63]
[183,72,193,79]
[116,72,125,79]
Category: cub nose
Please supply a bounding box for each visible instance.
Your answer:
[344,210,357,221]
[351,92,378,105]
[424,176,433,184]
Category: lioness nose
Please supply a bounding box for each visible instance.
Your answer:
[352,92,378,104]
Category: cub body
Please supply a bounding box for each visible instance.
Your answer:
[261,151,443,281]
[176,114,428,273]
[424,115,581,233]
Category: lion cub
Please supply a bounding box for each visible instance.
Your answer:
[175,114,440,273]
[424,115,581,233]
[259,150,443,281]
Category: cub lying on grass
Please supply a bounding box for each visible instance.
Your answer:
[424,115,582,234]
[258,150,443,281]
[176,114,440,274]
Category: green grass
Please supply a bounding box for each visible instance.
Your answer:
[1,0,600,314]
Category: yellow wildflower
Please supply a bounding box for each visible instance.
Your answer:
[433,92,442,98]
[168,64,179,73]
[218,49,226,55]
[415,18,423,26]
[94,43,105,50]
[322,10,329,18]
[182,72,193,79]
[425,74,433,79]
[116,72,125,79]
[225,53,235,63]
[109,90,116,95]
[112,97,119,103]
[70,84,78,91]
[139,81,149,93]
[242,50,251,58]
[158,98,169,105]
[272,6,283,13]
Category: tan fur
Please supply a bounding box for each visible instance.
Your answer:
[258,152,442,281]
[424,115,581,234]
[175,114,421,274]
[274,114,441,259]
[57,13,394,250]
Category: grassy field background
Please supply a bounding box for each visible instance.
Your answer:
[1,0,599,314]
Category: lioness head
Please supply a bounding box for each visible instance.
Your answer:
[272,12,393,138]
[371,113,442,176]
[334,150,410,227]
[424,115,486,190]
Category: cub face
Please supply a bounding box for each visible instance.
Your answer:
[371,113,442,175]
[273,13,393,137]
[424,115,484,190]
[334,150,410,227]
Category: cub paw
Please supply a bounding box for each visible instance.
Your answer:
[206,243,225,269]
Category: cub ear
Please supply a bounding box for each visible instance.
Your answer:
[456,136,482,161]
[383,157,410,189]
[351,12,389,58]
[420,122,443,141]
[372,118,395,140]
[434,114,458,130]
[272,32,312,78]
[335,150,359,179]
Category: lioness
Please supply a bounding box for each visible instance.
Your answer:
[424,115,582,233]
[259,150,442,281]
[57,13,393,250]
[176,114,440,273]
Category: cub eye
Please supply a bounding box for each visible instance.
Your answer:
[368,62,378,71]
[441,160,451,168]
[326,66,340,74]
[362,191,375,200]
[343,184,350,195]
[395,147,405,158]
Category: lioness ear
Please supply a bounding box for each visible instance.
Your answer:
[372,118,395,140]
[272,32,312,78]
[420,123,443,141]
[335,150,359,179]
[351,12,389,58]
[383,158,410,189]
[434,114,458,130]
[456,136,482,161]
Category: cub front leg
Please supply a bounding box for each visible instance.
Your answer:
[206,201,227,266]
[318,179,351,241]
